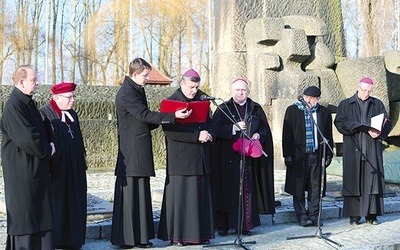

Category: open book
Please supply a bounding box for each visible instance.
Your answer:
[160,99,210,124]
[359,113,386,132]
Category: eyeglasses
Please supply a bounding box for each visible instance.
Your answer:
[58,94,76,100]
[358,86,373,94]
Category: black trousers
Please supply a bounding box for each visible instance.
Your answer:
[293,152,321,221]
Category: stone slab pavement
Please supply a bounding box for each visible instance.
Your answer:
[0,169,399,249]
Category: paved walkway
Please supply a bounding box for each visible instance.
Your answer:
[0,168,399,249]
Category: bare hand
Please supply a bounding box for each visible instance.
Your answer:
[368,129,381,138]
[175,108,192,119]
[234,121,246,131]
[199,130,212,143]
[252,133,260,140]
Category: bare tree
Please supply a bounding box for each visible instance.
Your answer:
[344,0,398,58]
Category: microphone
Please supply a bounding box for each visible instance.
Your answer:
[297,95,310,109]
[200,94,217,101]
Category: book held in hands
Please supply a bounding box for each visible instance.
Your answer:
[160,99,210,124]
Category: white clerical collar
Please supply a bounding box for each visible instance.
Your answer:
[61,111,75,123]
[235,101,247,106]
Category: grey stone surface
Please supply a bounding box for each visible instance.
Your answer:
[1,168,400,249]
[335,56,390,112]
[389,101,400,136]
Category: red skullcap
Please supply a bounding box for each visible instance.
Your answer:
[360,77,374,85]
[51,82,76,94]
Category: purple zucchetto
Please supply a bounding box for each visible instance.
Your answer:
[182,68,200,78]
[360,77,374,85]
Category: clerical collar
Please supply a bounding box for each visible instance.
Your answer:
[234,100,247,106]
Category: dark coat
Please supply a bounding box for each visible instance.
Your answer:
[334,94,392,197]
[0,88,53,235]
[282,103,333,197]
[40,104,87,246]
[162,89,216,176]
[212,98,275,217]
[115,76,175,177]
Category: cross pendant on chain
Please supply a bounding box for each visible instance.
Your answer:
[68,127,74,139]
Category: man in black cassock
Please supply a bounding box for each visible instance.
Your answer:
[1,65,55,250]
[111,58,190,248]
[157,69,216,246]
[211,78,275,236]
[335,77,392,225]
[40,82,87,249]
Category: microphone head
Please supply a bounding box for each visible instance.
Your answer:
[200,94,208,101]
[297,95,304,102]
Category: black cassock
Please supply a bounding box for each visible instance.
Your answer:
[40,103,87,248]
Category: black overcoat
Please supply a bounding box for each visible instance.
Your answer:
[40,104,87,246]
[334,94,392,197]
[0,88,53,235]
[162,89,216,176]
[212,98,275,216]
[114,76,175,177]
[282,104,333,198]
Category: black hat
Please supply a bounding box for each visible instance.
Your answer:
[303,86,321,97]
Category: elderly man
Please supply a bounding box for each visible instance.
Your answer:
[157,69,216,246]
[40,82,87,249]
[335,77,392,225]
[1,65,55,250]
[211,78,275,236]
[283,86,333,227]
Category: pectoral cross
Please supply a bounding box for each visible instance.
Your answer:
[67,127,74,139]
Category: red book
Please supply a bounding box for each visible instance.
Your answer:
[160,99,210,124]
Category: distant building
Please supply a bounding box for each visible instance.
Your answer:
[146,65,173,87]
[117,65,173,87]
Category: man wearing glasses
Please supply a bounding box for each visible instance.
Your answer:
[335,77,392,226]
[40,82,88,249]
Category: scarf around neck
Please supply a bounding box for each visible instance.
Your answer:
[295,101,319,153]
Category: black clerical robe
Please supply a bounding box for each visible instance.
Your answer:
[40,103,87,248]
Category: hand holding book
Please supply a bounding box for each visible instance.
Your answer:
[358,113,387,134]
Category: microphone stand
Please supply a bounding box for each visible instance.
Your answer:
[204,99,267,250]
[286,102,342,248]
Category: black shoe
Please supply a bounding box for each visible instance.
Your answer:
[311,219,323,226]
[56,246,82,250]
[350,216,360,225]
[235,230,251,235]
[136,242,153,248]
[119,245,134,249]
[300,219,313,227]
[171,242,187,247]
[201,240,210,245]
[366,219,379,225]
[218,229,228,236]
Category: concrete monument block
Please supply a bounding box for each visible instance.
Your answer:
[244,18,284,44]
[389,101,400,136]
[385,50,400,74]
[274,70,319,99]
[277,29,311,64]
[282,15,328,36]
[384,50,400,102]
[263,52,281,70]
[271,99,298,170]
[335,56,390,113]
[212,52,248,100]
[304,41,336,70]
[306,68,345,108]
